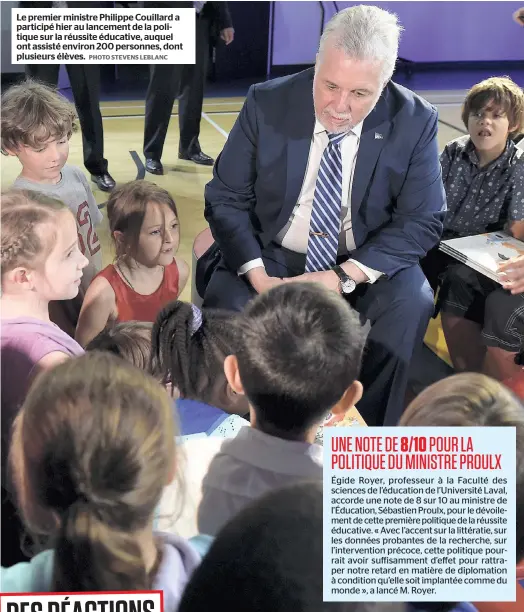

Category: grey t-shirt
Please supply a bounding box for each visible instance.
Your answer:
[13,164,103,292]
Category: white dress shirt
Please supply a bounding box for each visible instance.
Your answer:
[238,120,381,282]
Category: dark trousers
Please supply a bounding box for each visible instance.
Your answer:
[203,244,435,427]
[25,64,108,175]
[420,245,451,294]
[143,15,211,160]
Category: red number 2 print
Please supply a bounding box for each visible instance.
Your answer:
[77,201,101,257]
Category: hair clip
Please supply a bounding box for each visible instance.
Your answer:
[190,303,203,337]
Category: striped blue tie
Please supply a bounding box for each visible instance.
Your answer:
[305,132,346,272]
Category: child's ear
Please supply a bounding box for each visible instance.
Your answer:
[2,146,19,158]
[6,267,34,289]
[224,383,250,416]
[223,354,245,396]
[113,230,125,249]
[331,380,363,417]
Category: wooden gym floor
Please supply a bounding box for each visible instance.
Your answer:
[0,91,467,303]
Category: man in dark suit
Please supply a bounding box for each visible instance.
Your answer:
[200,6,447,427]
[19,1,116,192]
[143,1,233,174]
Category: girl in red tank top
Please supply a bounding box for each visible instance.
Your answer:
[76,181,189,347]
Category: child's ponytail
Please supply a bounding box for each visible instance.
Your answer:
[152,300,199,398]
[152,301,240,406]
[53,502,149,591]
[9,353,176,592]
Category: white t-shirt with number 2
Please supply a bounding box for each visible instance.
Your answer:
[14,164,103,293]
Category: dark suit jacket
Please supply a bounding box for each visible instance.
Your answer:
[144,1,232,41]
[20,2,232,44]
[204,68,446,280]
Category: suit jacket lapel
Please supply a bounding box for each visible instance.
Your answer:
[277,74,393,238]
[277,73,316,232]
[351,89,392,219]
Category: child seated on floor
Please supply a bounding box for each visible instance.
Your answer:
[401,373,524,612]
[420,77,524,384]
[1,80,103,336]
[1,190,87,432]
[1,352,207,604]
[151,300,250,421]
[197,282,365,536]
[86,311,250,538]
[87,311,248,437]
[1,190,87,567]
[75,180,189,347]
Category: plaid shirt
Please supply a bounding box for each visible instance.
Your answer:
[441,135,524,238]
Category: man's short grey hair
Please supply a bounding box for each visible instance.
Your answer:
[318,5,403,84]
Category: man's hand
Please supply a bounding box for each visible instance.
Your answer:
[246,267,283,294]
[220,27,235,45]
[283,270,341,293]
[498,255,524,294]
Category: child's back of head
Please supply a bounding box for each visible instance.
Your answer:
[9,352,178,591]
[401,373,524,563]
[86,321,154,372]
[180,480,403,612]
[152,300,248,415]
[228,283,365,439]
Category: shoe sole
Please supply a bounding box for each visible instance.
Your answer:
[179,157,213,166]
[145,167,164,175]
[178,154,214,166]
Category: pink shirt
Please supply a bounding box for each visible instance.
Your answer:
[1,317,83,470]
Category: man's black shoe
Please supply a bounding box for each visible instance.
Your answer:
[178,151,214,166]
[91,173,116,192]
[145,158,164,175]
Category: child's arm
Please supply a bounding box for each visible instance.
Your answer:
[36,351,70,370]
[506,166,524,240]
[75,277,117,347]
[29,352,72,390]
[509,221,524,240]
[77,168,104,227]
[439,144,452,185]
[176,256,190,297]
